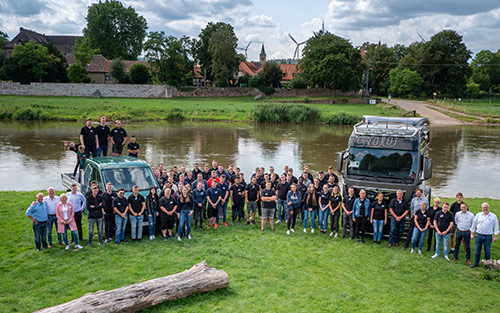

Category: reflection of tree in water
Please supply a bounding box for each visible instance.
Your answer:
[359,152,412,173]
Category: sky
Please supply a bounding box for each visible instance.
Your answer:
[1,0,499,60]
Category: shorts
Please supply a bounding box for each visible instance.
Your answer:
[160,213,175,230]
[208,204,218,218]
[112,143,124,155]
[247,201,257,213]
[261,207,275,220]
[450,224,457,235]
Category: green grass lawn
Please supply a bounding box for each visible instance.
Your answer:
[431,99,500,120]
[0,95,406,123]
[1,192,499,313]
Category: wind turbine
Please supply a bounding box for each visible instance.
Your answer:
[288,33,307,59]
[237,41,252,59]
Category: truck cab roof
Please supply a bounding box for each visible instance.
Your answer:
[354,115,429,137]
[85,156,152,169]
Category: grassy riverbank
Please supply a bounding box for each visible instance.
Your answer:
[430,99,500,123]
[0,95,406,123]
[0,191,499,312]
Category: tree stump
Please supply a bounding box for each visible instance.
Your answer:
[482,259,500,270]
[35,261,229,313]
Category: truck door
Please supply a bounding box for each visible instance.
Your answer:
[82,164,92,193]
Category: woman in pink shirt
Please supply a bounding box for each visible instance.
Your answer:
[56,194,82,250]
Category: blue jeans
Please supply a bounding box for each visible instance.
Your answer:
[96,145,108,157]
[411,228,428,250]
[373,219,384,241]
[303,209,316,229]
[277,199,288,221]
[217,201,228,224]
[88,218,103,244]
[32,221,48,250]
[454,230,471,260]
[129,214,144,240]
[177,210,193,236]
[318,209,329,231]
[389,216,405,245]
[115,214,127,243]
[47,215,62,245]
[62,224,78,246]
[474,234,492,265]
[435,232,450,256]
[147,211,157,236]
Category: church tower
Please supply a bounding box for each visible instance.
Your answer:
[259,44,266,65]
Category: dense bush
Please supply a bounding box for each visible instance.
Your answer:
[67,64,90,83]
[325,112,360,124]
[129,63,150,84]
[253,103,320,123]
[258,86,275,96]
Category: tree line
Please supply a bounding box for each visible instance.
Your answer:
[0,0,498,98]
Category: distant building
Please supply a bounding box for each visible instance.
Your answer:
[259,44,266,65]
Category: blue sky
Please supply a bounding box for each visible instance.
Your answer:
[1,0,499,60]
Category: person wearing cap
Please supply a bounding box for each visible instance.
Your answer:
[470,202,499,269]
[80,117,99,158]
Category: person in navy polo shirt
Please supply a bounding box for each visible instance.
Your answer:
[110,120,128,156]
[127,135,140,158]
[26,193,49,251]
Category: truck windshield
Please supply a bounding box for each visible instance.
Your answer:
[101,167,157,192]
[347,147,418,181]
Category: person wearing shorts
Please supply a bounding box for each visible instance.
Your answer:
[245,177,259,224]
[206,181,221,228]
[261,182,277,231]
[159,188,177,240]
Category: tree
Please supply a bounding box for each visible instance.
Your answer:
[389,68,423,97]
[73,37,99,68]
[0,31,8,68]
[262,62,283,88]
[143,31,194,86]
[43,43,69,83]
[362,42,395,96]
[110,59,128,83]
[299,32,362,90]
[84,0,147,60]
[67,64,90,83]
[209,24,239,87]
[129,63,150,84]
[470,50,500,92]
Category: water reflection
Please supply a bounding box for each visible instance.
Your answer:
[0,121,499,198]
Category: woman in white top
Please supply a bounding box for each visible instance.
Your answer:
[56,194,82,250]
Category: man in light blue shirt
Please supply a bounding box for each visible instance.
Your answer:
[470,203,499,269]
[452,203,474,263]
[404,189,429,249]
[26,193,48,251]
[67,184,86,241]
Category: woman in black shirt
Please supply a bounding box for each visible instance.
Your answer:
[426,197,442,251]
[370,192,387,244]
[329,186,342,237]
[146,186,159,240]
[304,184,318,233]
[318,184,331,233]
[411,201,430,254]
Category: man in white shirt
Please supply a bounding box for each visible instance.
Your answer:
[452,203,474,264]
[44,187,60,247]
[470,203,499,269]
[66,184,86,241]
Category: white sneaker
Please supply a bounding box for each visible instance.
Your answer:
[291,228,294,233]
[418,250,422,255]
[152,235,156,239]
[276,220,281,224]
[75,245,83,249]
[303,228,307,233]
[104,239,109,243]
[177,236,181,241]
[329,232,333,237]
[410,249,415,253]
[334,233,338,238]
[149,235,153,240]
[188,235,192,240]
[65,245,70,250]
[286,230,290,235]
[444,255,450,261]
[311,229,314,233]
[431,254,439,259]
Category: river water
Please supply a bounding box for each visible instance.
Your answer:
[0,121,499,198]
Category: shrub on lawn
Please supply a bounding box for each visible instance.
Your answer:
[253,103,320,123]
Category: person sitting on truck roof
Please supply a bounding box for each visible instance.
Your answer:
[388,190,409,248]
[127,135,140,158]
[404,189,429,250]
[128,186,146,242]
[110,120,127,156]
[113,189,128,244]
[353,190,370,243]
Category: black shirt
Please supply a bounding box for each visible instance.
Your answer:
[127,142,140,157]
[112,197,128,214]
[415,210,430,229]
[331,195,342,211]
[86,194,103,219]
[435,211,454,232]
[110,127,128,145]
[246,183,259,202]
[343,195,355,212]
[159,196,177,214]
[325,173,339,184]
[102,191,117,214]
[202,171,211,181]
[428,206,442,223]
[298,184,308,204]
[450,201,466,216]
[372,200,387,220]
[128,194,145,215]
[389,198,409,216]
[80,125,97,146]
[277,182,290,200]
[319,192,331,207]
[261,189,276,209]
[231,184,245,204]
[178,195,193,211]
[96,125,110,146]
[305,192,319,210]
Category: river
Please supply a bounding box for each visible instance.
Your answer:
[0,121,499,198]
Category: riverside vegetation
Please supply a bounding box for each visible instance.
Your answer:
[0,95,406,124]
[0,191,499,313]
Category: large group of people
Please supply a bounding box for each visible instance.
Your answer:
[26,159,498,270]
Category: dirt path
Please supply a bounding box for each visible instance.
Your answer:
[389,99,463,126]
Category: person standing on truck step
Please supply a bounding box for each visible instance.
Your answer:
[80,117,99,158]
[86,186,104,246]
[431,202,454,261]
[341,186,356,239]
[127,135,140,158]
[388,190,409,248]
[449,192,467,255]
[470,202,499,269]
[113,189,128,244]
[96,116,110,157]
[452,203,474,264]
[44,187,61,247]
[110,120,127,156]
[128,186,146,242]
[102,182,117,243]
[66,184,86,242]
[26,193,49,252]
[404,189,429,250]
[353,190,370,243]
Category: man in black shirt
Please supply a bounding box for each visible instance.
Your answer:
[261,182,277,231]
[342,186,356,239]
[245,177,259,224]
[388,190,409,248]
[449,192,466,254]
[96,116,110,157]
[86,186,103,245]
[127,135,140,158]
[102,182,117,242]
[128,185,145,242]
[276,175,290,223]
[432,202,454,261]
[113,189,128,244]
[324,166,339,184]
[80,118,99,158]
[230,176,246,225]
[110,120,127,156]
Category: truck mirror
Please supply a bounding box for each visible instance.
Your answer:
[337,152,344,173]
[423,157,432,180]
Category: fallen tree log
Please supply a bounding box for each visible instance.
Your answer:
[35,261,229,313]
[482,259,500,270]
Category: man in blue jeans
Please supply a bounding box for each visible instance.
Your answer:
[276,174,290,223]
[470,202,499,269]
[44,187,61,247]
[432,202,454,261]
[96,116,110,157]
[128,185,146,242]
[113,189,128,244]
[26,193,48,251]
[388,190,409,248]
[216,175,229,227]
